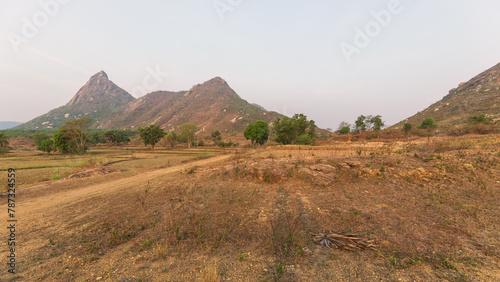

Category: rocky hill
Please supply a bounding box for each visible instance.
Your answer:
[17,71,135,130]
[17,73,282,134]
[394,62,500,128]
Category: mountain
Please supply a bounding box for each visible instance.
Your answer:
[16,71,135,130]
[0,121,23,130]
[394,62,500,128]
[108,77,283,133]
[17,73,283,134]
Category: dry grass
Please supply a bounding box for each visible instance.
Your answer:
[0,136,499,281]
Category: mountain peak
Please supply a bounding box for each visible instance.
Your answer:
[93,70,108,80]
[67,71,128,106]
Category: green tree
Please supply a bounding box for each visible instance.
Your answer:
[418,117,437,129]
[179,123,199,148]
[355,115,367,133]
[272,114,317,144]
[54,118,92,154]
[339,126,350,135]
[0,133,9,147]
[211,130,222,144]
[296,134,313,145]
[165,131,178,148]
[138,125,166,149]
[33,132,50,146]
[272,117,297,145]
[403,123,412,133]
[89,132,103,145]
[103,130,126,146]
[369,115,384,131]
[244,120,269,145]
[37,139,54,154]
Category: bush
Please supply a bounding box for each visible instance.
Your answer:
[468,114,492,125]
[33,132,50,146]
[418,117,437,129]
[403,123,412,133]
[217,141,234,147]
[296,134,313,145]
[37,139,54,154]
[339,126,350,135]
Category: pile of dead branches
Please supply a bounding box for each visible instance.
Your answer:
[312,232,377,251]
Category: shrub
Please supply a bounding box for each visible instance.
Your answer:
[339,126,350,135]
[296,134,313,145]
[418,117,437,129]
[37,139,55,154]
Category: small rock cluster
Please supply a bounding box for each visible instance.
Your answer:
[69,166,119,179]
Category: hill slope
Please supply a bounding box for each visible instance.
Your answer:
[17,71,135,130]
[394,62,500,128]
[109,77,283,133]
[17,73,282,134]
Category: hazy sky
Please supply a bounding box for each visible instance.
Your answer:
[1,0,500,130]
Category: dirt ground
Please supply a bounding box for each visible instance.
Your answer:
[0,136,499,281]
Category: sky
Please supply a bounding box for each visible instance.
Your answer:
[1,0,500,130]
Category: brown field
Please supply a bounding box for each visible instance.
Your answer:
[0,136,499,281]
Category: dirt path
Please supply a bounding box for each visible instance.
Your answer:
[1,154,233,224]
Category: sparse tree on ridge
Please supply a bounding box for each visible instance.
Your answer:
[354,115,367,133]
[418,117,437,129]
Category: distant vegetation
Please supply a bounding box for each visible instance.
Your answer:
[272,114,317,145]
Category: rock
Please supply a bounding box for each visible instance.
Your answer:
[310,164,335,173]
[338,163,351,169]
[358,168,374,176]
[346,161,362,168]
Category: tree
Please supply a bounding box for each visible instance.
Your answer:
[244,120,269,145]
[89,132,103,145]
[54,118,92,154]
[418,117,437,129]
[369,115,384,131]
[179,123,199,148]
[138,125,166,149]
[33,132,50,146]
[165,131,178,147]
[272,114,317,144]
[403,123,412,133]
[37,139,54,154]
[211,130,222,144]
[339,126,350,135]
[0,133,9,147]
[103,130,126,146]
[354,115,367,133]
[296,134,313,145]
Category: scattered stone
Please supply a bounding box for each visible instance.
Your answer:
[69,166,120,179]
